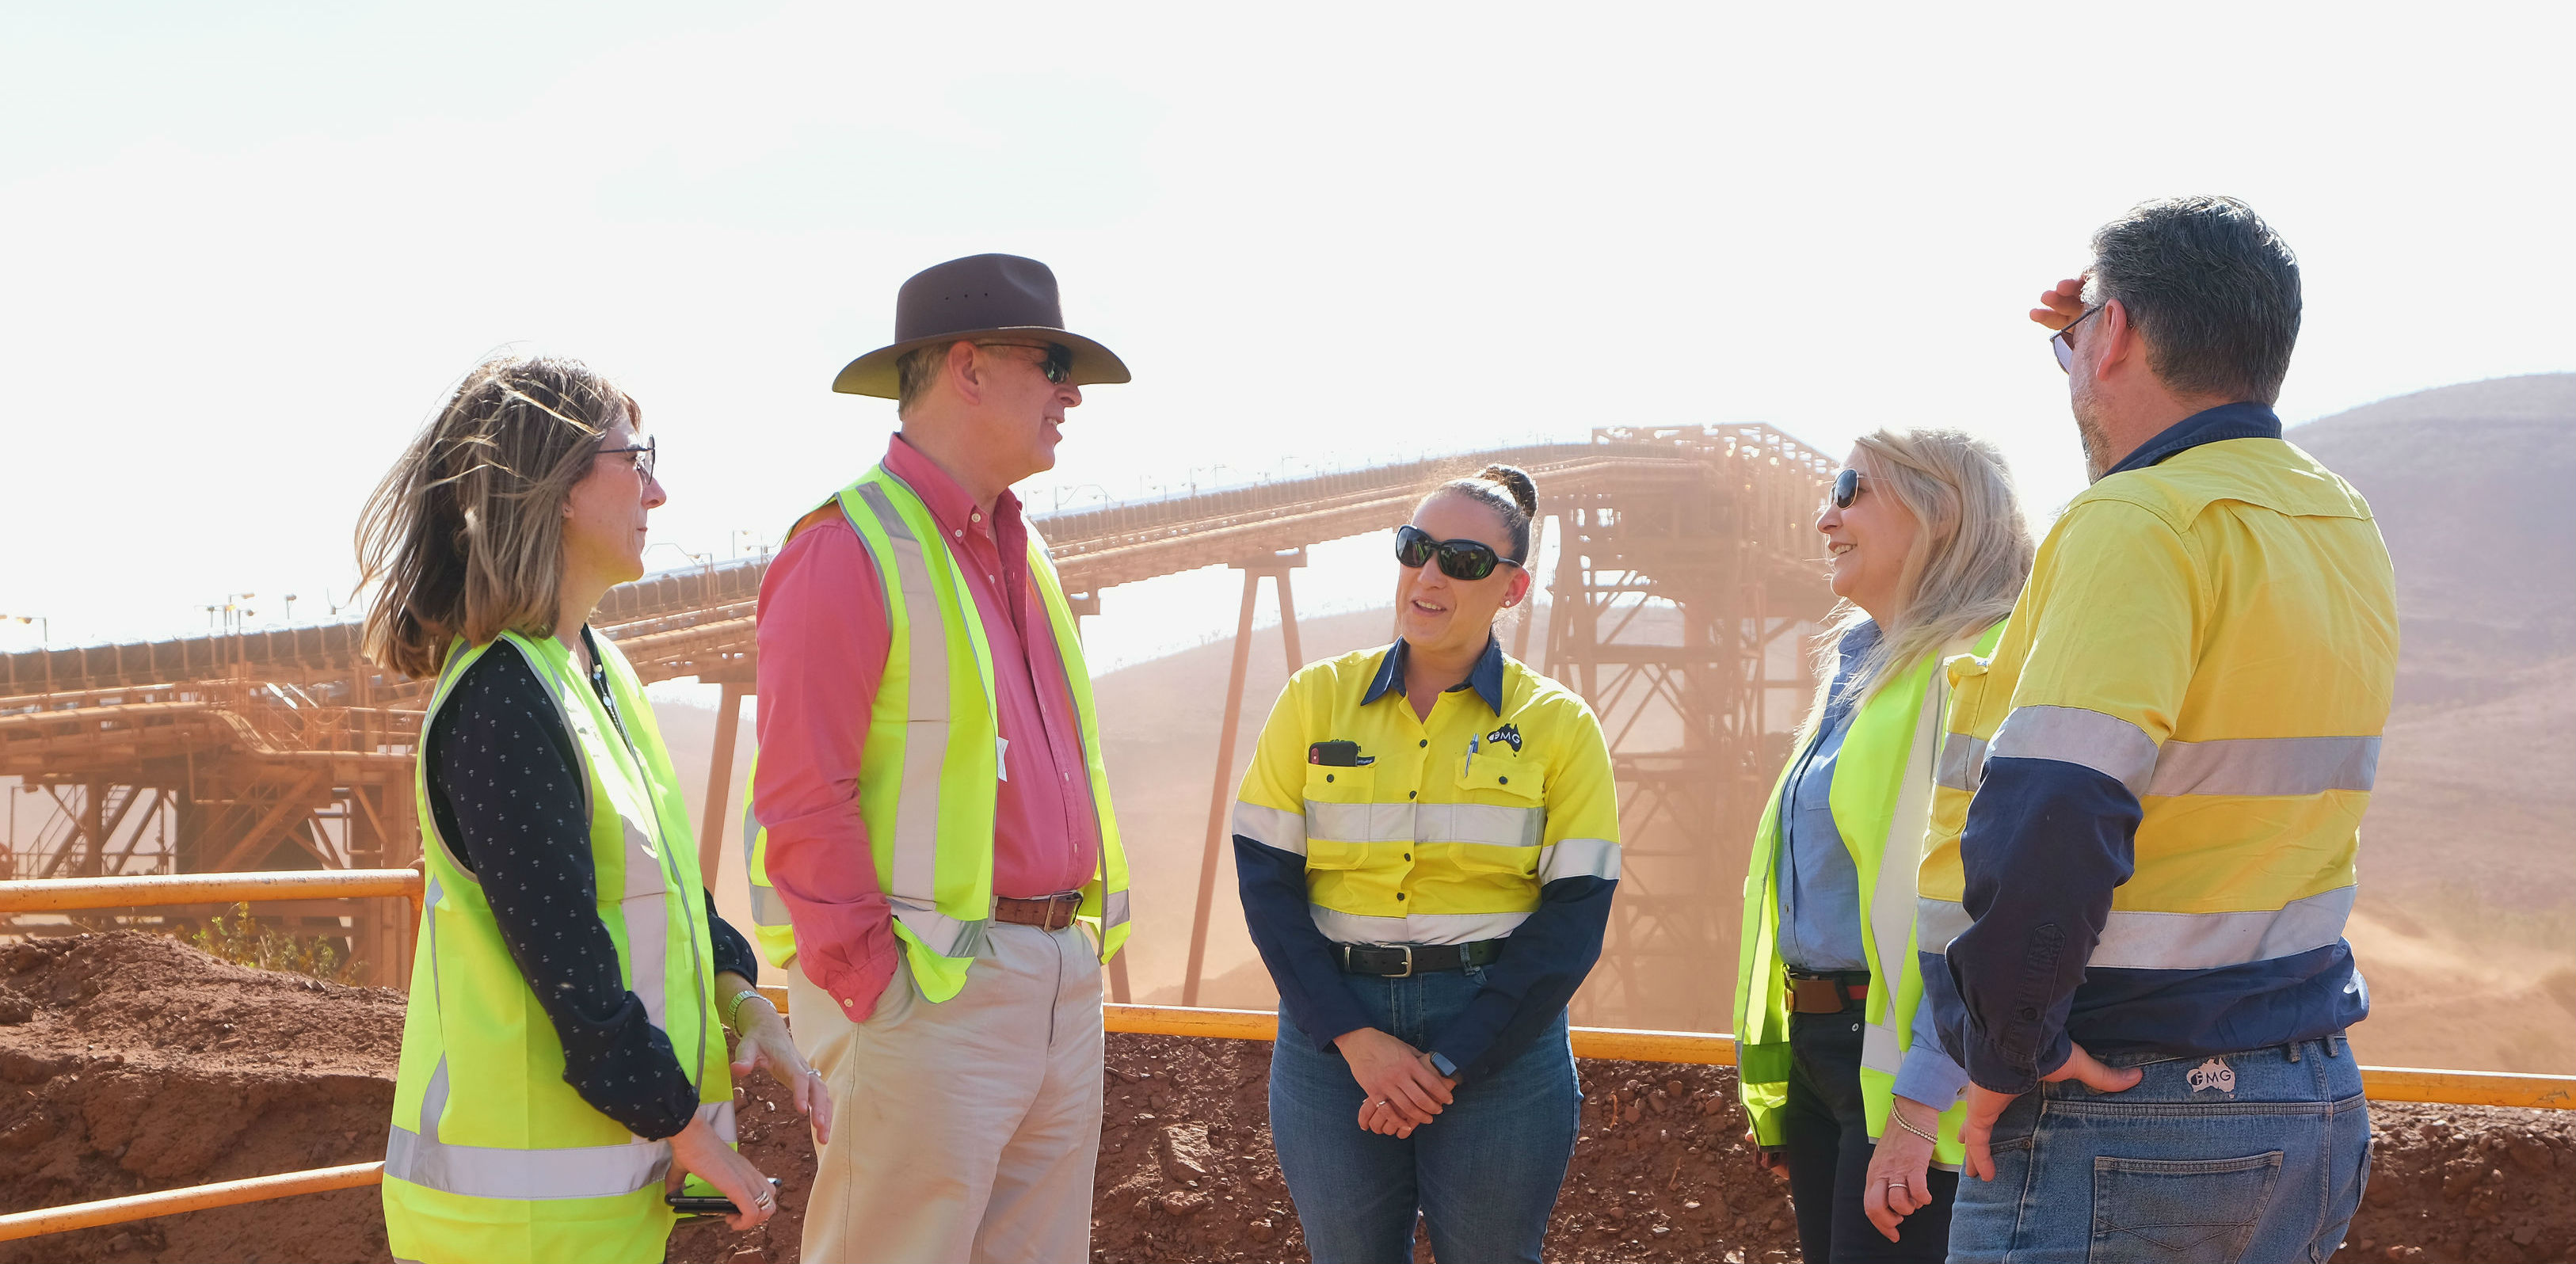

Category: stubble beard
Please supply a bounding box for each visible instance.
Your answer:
[2071,375,2113,482]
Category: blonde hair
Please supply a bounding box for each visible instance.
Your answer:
[1801,428,2033,733]
[355,355,636,680]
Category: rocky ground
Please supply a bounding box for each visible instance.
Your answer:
[1,933,2569,1262]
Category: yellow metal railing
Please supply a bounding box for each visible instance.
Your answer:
[2,869,2570,1243]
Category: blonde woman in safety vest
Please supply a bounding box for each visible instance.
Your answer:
[356,356,829,1264]
[1731,428,2032,1262]
[1232,465,1621,1264]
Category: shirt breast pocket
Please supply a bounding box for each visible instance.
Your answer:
[1302,763,1380,855]
[1446,754,1549,866]
[1454,752,1546,809]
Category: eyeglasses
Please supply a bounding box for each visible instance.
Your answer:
[1396,523,1524,581]
[597,436,657,481]
[1827,467,1865,510]
[977,341,1074,386]
[2052,304,2105,373]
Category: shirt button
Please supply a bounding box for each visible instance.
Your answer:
[2017,1007,2037,1021]
[1407,790,1416,799]
[1498,776,1509,785]
[1418,740,1427,748]
[1395,893,1407,900]
[1325,774,1334,782]
[1403,853,1412,861]
[953,529,964,539]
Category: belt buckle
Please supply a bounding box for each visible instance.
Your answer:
[1050,895,1077,931]
[1393,945,1415,978]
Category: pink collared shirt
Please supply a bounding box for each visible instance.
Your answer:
[753,435,1103,1020]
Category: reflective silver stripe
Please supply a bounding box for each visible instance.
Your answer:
[384,1052,690,1201]
[1862,1022,1904,1078]
[1915,897,1971,953]
[1913,888,2353,970]
[891,898,988,959]
[2089,885,2355,970]
[1934,733,1988,793]
[1989,705,2159,797]
[1099,888,1131,929]
[1535,837,1620,883]
[619,818,670,1032]
[854,482,955,938]
[699,1098,738,1145]
[740,788,794,927]
[2147,736,2380,798]
[1233,801,1309,855]
[1310,906,1530,946]
[1303,801,1545,847]
[749,881,794,927]
[1414,802,1544,849]
[1304,801,1406,843]
[386,1123,673,1201]
[1863,662,1949,1078]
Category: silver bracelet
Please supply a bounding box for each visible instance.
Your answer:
[724,988,772,1033]
[1888,1107,1942,1145]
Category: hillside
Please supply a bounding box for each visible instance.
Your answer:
[2287,374,2576,1071]
[2291,372,2576,705]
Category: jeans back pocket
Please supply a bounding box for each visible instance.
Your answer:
[2090,1150,2282,1264]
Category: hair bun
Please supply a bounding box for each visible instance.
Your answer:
[1477,463,1539,518]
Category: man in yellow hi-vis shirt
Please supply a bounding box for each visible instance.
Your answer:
[1919,196,2396,1262]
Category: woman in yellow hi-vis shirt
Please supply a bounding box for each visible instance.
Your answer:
[1231,465,1619,1264]
[1730,428,2032,1263]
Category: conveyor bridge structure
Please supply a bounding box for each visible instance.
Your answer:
[0,424,1833,1027]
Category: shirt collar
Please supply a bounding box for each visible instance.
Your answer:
[883,432,1022,541]
[1362,634,1507,714]
[2100,402,2282,480]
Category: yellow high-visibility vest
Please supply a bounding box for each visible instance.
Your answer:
[383,630,731,1264]
[1733,623,2003,1169]
[743,466,1131,1002]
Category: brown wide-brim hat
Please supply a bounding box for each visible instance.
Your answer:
[832,253,1131,398]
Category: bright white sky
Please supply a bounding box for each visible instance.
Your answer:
[5,2,2572,665]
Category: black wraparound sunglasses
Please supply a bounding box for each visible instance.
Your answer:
[1396,523,1524,581]
[977,341,1074,385]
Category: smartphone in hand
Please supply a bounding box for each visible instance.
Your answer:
[666,1177,783,1215]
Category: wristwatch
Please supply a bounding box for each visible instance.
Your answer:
[1427,1051,1459,1079]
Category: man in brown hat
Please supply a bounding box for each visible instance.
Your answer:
[748,253,1135,1262]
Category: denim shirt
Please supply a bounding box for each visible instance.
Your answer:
[1776,624,1876,973]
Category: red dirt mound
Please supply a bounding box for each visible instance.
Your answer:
[6,934,2572,1263]
[0,931,402,1264]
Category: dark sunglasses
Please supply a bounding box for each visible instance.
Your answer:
[978,341,1074,385]
[1827,466,1865,509]
[2051,304,2104,373]
[597,435,657,480]
[1396,523,1524,581]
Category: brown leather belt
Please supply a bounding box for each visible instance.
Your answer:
[1786,969,1872,1015]
[995,893,1084,931]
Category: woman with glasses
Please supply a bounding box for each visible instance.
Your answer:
[357,355,831,1264]
[1730,429,2033,1263]
[1230,465,1620,1264]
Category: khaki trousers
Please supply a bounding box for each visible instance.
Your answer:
[788,922,1104,1264]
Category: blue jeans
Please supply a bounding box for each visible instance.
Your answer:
[1270,965,1580,1264]
[1949,1036,2372,1264]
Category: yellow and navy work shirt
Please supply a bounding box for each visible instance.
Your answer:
[1232,635,1620,1082]
[1920,402,2399,1095]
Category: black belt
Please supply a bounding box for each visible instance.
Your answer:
[1337,939,1505,977]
